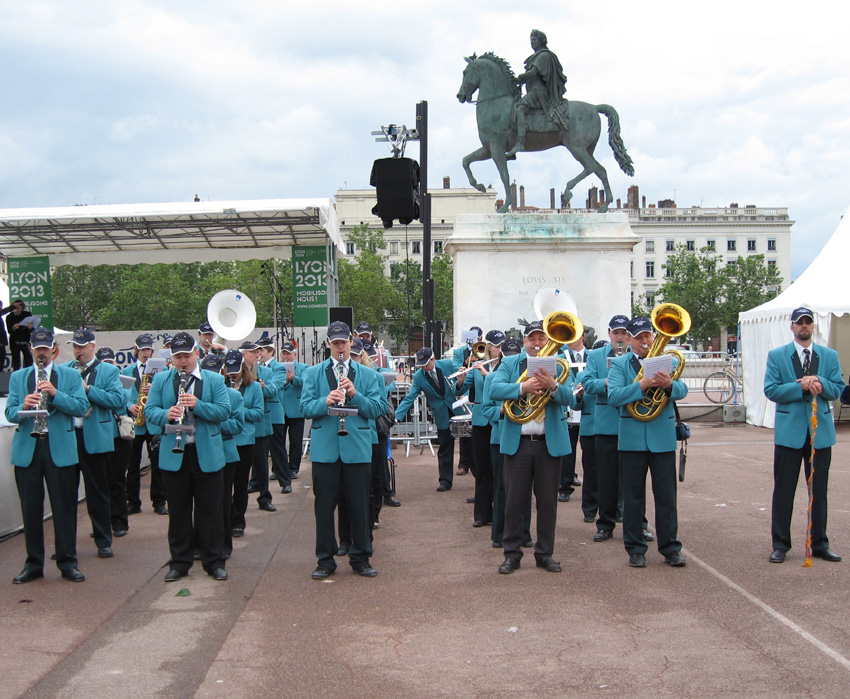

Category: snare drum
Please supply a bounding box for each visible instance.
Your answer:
[449,415,472,439]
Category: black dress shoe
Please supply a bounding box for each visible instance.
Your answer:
[466,497,475,503]
[154,505,169,515]
[628,553,646,568]
[383,497,401,507]
[246,485,259,494]
[615,515,624,523]
[456,467,468,475]
[62,568,86,582]
[208,568,228,581]
[558,492,570,502]
[521,539,533,548]
[13,569,43,584]
[584,516,596,523]
[664,551,686,567]
[311,566,335,580]
[113,529,128,538]
[336,544,350,557]
[353,562,378,577]
[164,569,185,582]
[270,474,278,481]
[813,548,842,562]
[437,484,450,492]
[492,541,503,548]
[473,520,487,528]
[232,528,245,538]
[643,529,655,542]
[291,472,299,479]
[571,476,582,487]
[259,502,277,512]
[97,546,114,558]
[593,529,613,542]
[769,549,786,564]
[127,505,142,515]
[498,557,521,574]
[535,556,562,573]
[281,485,292,494]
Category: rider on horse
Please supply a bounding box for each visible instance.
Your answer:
[507,29,569,158]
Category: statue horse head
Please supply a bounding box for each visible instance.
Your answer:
[457,52,520,105]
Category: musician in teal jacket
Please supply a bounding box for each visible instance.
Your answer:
[300,322,386,579]
[608,316,687,570]
[764,307,844,564]
[486,321,575,574]
[279,340,309,479]
[145,332,231,582]
[7,327,89,583]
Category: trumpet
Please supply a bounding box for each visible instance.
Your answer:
[627,303,690,422]
[504,310,583,424]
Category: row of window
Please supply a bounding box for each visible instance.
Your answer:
[345,240,443,256]
[633,258,777,279]
[645,238,777,253]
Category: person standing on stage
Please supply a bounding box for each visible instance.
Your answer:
[7,327,89,583]
[64,328,126,560]
[487,320,576,574]
[6,299,34,371]
[144,331,231,582]
[301,322,386,579]
[764,307,844,564]
[279,340,308,480]
[607,316,687,569]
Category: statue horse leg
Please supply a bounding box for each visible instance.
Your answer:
[562,142,614,212]
[462,141,512,213]
[462,145,492,195]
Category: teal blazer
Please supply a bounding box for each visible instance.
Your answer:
[583,344,628,437]
[300,359,386,463]
[395,360,459,430]
[480,369,504,445]
[255,364,277,438]
[5,364,89,468]
[262,359,286,424]
[764,342,843,449]
[221,387,244,463]
[462,364,492,427]
[576,368,596,437]
[281,361,309,418]
[234,380,264,447]
[486,351,575,457]
[144,368,231,473]
[607,353,688,453]
[63,359,125,454]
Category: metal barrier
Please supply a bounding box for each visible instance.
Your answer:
[389,382,438,456]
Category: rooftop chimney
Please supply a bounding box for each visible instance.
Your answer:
[443,176,450,189]
[520,185,526,208]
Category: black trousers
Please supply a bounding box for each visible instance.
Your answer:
[490,442,532,546]
[559,423,581,495]
[579,435,598,520]
[282,416,305,475]
[620,450,680,556]
[231,443,255,530]
[251,434,273,507]
[109,436,131,532]
[471,425,493,524]
[596,434,623,531]
[10,341,32,371]
[503,437,561,560]
[314,459,372,571]
[127,432,164,509]
[772,437,832,553]
[15,439,79,573]
[269,422,291,488]
[222,459,239,557]
[458,435,473,469]
[75,429,113,550]
[160,444,225,574]
[370,437,387,524]
[0,344,6,372]
[437,428,454,488]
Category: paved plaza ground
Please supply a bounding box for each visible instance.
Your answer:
[3,419,850,697]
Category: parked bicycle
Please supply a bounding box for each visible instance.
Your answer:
[703,358,743,404]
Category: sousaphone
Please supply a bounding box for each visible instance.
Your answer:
[207,290,257,341]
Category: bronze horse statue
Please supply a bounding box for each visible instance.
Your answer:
[457,52,634,213]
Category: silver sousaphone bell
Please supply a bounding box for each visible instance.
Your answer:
[207,289,257,342]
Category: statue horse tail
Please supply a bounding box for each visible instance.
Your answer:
[596,104,635,177]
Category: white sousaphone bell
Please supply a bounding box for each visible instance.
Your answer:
[207,289,257,341]
[533,285,577,320]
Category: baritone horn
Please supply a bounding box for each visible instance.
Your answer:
[503,310,583,424]
[626,303,691,422]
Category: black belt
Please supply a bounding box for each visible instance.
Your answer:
[520,434,545,441]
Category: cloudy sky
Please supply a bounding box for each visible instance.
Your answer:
[2,0,848,278]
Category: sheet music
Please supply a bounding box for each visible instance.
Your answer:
[642,354,673,378]
[527,356,558,376]
[119,374,136,389]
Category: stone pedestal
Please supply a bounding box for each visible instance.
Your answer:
[445,212,639,343]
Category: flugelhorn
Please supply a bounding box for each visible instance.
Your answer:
[626,303,690,422]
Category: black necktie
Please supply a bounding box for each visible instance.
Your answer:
[802,348,811,376]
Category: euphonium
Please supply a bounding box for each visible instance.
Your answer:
[626,303,691,422]
[504,311,583,424]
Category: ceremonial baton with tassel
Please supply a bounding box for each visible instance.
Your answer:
[803,396,818,568]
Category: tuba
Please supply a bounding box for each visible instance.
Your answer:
[626,303,691,422]
[503,310,583,424]
[207,290,257,342]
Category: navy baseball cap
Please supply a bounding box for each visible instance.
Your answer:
[791,307,814,323]
[198,321,214,334]
[415,347,434,367]
[30,327,54,348]
[327,322,351,342]
[96,347,116,361]
[170,331,196,354]
[224,349,244,374]
[608,315,629,330]
[280,340,296,353]
[592,340,610,349]
[355,321,372,334]
[485,330,506,346]
[627,316,653,337]
[502,338,523,356]
[255,336,274,348]
[67,328,96,345]
[469,326,483,338]
[524,320,544,336]
[362,341,378,358]
[350,338,364,355]
[162,334,173,346]
[238,339,259,351]
[200,354,223,372]
[135,333,154,349]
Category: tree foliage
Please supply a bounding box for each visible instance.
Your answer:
[338,225,397,333]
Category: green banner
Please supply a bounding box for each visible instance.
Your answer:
[292,245,328,327]
[7,256,53,331]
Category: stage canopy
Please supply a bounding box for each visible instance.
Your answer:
[0,198,342,266]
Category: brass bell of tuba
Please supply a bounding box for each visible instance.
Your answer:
[626,303,691,422]
[503,310,583,424]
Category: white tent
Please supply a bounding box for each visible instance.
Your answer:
[739,204,850,428]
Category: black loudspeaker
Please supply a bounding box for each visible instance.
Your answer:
[0,371,10,397]
[370,157,420,228]
[329,307,354,333]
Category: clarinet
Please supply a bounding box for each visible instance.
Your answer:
[74,359,94,418]
[336,352,348,436]
[172,371,190,453]
[30,360,49,438]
